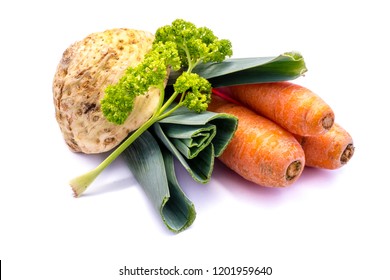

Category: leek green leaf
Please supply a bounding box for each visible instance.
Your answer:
[158,106,238,156]
[153,106,238,183]
[162,124,216,159]
[160,147,196,232]
[168,51,307,87]
[152,122,214,183]
[122,130,195,233]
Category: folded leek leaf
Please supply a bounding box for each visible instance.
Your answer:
[163,124,217,159]
[122,130,195,233]
[152,122,214,183]
[158,106,238,157]
[153,106,238,183]
[160,147,196,232]
[168,52,307,88]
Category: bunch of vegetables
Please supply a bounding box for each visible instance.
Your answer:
[53,19,354,233]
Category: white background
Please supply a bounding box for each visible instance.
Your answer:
[1,0,389,279]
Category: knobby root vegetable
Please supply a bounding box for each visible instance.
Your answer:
[222,82,335,136]
[294,123,355,169]
[53,28,161,154]
[208,96,305,187]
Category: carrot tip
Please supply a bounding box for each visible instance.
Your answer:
[322,114,334,130]
[286,160,303,181]
[340,143,355,165]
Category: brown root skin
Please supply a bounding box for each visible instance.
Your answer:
[340,144,355,165]
[286,160,303,181]
[322,113,335,130]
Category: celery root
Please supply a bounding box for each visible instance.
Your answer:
[53,28,162,154]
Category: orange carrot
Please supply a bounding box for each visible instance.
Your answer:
[294,123,355,169]
[221,82,335,136]
[208,95,305,187]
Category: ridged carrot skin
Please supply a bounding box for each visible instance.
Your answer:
[208,96,305,187]
[223,82,335,136]
[294,123,354,169]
